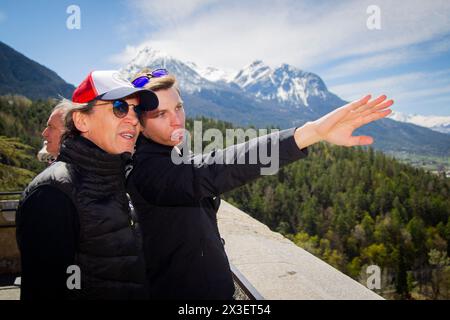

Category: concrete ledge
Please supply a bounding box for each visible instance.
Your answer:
[217,200,383,300]
[0,287,19,300]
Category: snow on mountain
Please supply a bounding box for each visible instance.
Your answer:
[232,61,331,108]
[389,111,450,134]
[233,60,272,88]
[120,47,335,111]
[120,47,213,94]
[186,62,234,83]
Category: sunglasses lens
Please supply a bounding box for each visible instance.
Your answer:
[151,69,169,77]
[132,76,150,88]
[112,100,129,118]
[132,69,169,88]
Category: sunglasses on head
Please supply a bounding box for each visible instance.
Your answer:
[93,99,152,119]
[132,68,169,88]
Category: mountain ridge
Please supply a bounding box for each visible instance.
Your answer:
[389,111,450,134]
[0,41,75,100]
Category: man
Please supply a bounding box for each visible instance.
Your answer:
[127,71,394,300]
[16,70,159,300]
[38,99,73,162]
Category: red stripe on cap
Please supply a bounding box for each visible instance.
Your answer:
[72,72,99,103]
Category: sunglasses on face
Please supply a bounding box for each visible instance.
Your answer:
[132,68,169,88]
[93,99,151,119]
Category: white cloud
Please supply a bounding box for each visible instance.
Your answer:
[334,69,450,95]
[108,43,151,65]
[323,34,450,80]
[395,84,450,101]
[114,0,450,72]
[429,37,450,54]
[420,96,450,113]
[0,11,6,23]
[330,72,427,101]
[109,0,450,116]
[129,0,220,23]
[335,67,450,96]
[323,50,418,80]
[329,69,450,114]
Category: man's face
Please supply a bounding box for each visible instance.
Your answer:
[80,96,141,154]
[141,87,185,147]
[42,109,65,156]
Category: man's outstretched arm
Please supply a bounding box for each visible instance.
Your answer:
[132,127,308,206]
[133,94,393,206]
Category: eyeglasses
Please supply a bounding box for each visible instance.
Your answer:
[132,68,169,88]
[92,99,151,119]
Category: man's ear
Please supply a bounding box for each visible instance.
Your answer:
[72,111,89,134]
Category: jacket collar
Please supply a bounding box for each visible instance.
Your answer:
[135,134,174,156]
[58,135,132,177]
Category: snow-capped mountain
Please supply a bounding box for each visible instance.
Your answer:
[120,47,215,94]
[120,46,312,127]
[389,111,450,134]
[233,61,334,108]
[120,46,343,117]
[186,62,234,83]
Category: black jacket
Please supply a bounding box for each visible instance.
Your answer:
[128,128,308,299]
[16,136,148,300]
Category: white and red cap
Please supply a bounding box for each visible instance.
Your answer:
[72,70,158,110]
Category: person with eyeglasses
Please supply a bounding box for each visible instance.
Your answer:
[127,69,394,300]
[15,70,159,300]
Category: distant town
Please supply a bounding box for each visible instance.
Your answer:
[388,151,450,179]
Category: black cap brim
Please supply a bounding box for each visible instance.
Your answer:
[97,87,159,111]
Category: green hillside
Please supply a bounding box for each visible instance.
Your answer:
[0,95,49,191]
[0,41,75,100]
[224,142,450,299]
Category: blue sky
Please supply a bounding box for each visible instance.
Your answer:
[0,0,450,116]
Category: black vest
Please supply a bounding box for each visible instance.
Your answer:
[19,136,148,299]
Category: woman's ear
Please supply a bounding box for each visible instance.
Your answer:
[73,111,89,134]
